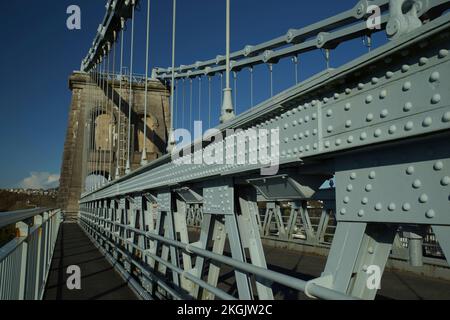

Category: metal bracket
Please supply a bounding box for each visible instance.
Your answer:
[386,0,423,39]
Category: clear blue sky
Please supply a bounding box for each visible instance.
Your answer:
[0,0,386,189]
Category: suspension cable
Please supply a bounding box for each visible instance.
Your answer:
[208,76,212,128]
[233,71,237,113]
[189,78,193,133]
[182,78,185,128]
[293,55,299,84]
[175,79,178,129]
[168,0,177,151]
[105,46,111,183]
[198,77,202,121]
[126,3,136,175]
[250,66,254,107]
[116,23,125,180]
[269,63,273,97]
[142,0,151,165]
[110,35,116,180]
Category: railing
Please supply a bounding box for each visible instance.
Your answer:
[186,199,448,268]
[78,209,356,300]
[0,208,62,300]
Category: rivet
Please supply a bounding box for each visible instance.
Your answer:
[380,90,387,99]
[403,81,412,91]
[402,64,410,72]
[404,102,413,112]
[334,93,340,99]
[430,72,440,82]
[326,109,333,117]
[431,94,441,104]
[360,132,367,141]
[323,97,329,103]
[413,180,422,189]
[358,210,365,217]
[345,103,351,111]
[402,203,411,211]
[347,184,353,192]
[362,197,369,205]
[340,208,347,215]
[350,172,357,180]
[422,117,433,127]
[386,71,394,79]
[369,171,376,179]
[388,203,396,211]
[335,139,342,146]
[365,184,373,192]
[380,109,389,118]
[375,203,382,211]
[292,120,298,126]
[434,161,444,171]
[345,120,352,128]
[345,88,351,95]
[372,77,379,84]
[419,194,429,203]
[327,125,333,133]
[374,129,382,137]
[366,95,373,103]
[368,247,374,254]
[347,136,354,143]
[358,83,365,90]
[343,196,350,204]
[406,166,415,175]
[324,141,330,148]
[426,209,435,219]
[389,125,397,134]
[441,176,450,186]
[419,57,428,65]
[367,113,374,122]
[438,49,449,58]
[293,134,298,140]
[405,121,414,131]
[442,112,450,122]
[284,124,289,129]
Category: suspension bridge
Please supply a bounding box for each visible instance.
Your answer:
[1,0,450,300]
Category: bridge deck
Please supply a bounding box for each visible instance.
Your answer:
[44,223,137,300]
[42,223,450,300]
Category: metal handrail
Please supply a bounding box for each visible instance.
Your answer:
[0,208,62,300]
[0,207,55,229]
[79,210,357,300]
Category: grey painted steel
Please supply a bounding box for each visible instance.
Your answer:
[0,208,56,229]
[77,0,450,301]
[79,210,357,300]
[81,12,450,202]
[0,209,62,300]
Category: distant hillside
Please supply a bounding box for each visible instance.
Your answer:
[0,190,58,212]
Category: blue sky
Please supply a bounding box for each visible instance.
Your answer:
[0,0,386,189]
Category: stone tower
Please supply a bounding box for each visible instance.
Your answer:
[58,72,170,220]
